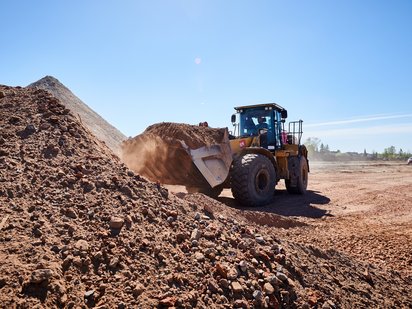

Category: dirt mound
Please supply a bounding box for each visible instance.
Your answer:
[0,84,410,308]
[144,122,226,149]
[28,76,127,156]
[121,122,227,187]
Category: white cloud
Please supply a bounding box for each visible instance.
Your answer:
[305,113,412,128]
[306,123,412,138]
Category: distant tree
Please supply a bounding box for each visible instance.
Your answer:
[304,137,321,156]
[382,146,396,159]
[325,144,329,152]
[363,149,367,157]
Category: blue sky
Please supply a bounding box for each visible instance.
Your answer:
[1,0,411,153]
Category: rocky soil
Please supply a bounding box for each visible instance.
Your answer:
[0,84,411,308]
[29,76,126,156]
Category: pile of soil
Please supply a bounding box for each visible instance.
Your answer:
[121,123,227,187]
[144,123,226,149]
[29,76,127,156]
[0,84,410,308]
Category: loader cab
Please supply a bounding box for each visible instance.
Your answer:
[233,103,287,151]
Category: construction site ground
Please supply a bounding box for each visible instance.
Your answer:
[1,83,411,307]
[167,160,412,282]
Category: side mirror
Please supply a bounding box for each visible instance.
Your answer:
[281,110,288,119]
[231,114,236,124]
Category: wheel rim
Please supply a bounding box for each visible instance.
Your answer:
[255,169,270,192]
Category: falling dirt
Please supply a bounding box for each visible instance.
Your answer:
[121,122,227,188]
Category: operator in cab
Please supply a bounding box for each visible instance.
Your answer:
[256,116,269,131]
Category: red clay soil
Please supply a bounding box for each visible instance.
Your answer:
[144,122,226,149]
[121,123,227,187]
[0,85,411,308]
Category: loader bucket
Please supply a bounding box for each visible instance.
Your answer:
[121,123,233,189]
[183,129,232,188]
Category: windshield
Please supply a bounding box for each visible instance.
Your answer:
[238,108,272,136]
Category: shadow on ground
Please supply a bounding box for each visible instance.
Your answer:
[218,189,331,218]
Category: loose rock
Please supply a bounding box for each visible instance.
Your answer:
[110,216,124,229]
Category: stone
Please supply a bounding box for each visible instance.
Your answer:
[168,210,178,218]
[263,282,274,295]
[167,216,174,223]
[157,253,167,262]
[227,267,239,280]
[31,268,53,283]
[190,228,201,240]
[176,233,186,243]
[276,271,288,282]
[253,289,263,301]
[127,170,135,177]
[110,216,124,229]
[267,275,282,286]
[215,263,228,278]
[39,122,51,130]
[32,227,42,237]
[231,281,243,294]
[322,300,337,309]
[118,302,126,309]
[239,260,248,272]
[275,253,286,263]
[208,279,220,293]
[65,208,77,219]
[281,290,290,304]
[124,215,133,224]
[364,267,373,283]
[195,252,205,262]
[84,290,95,298]
[255,235,265,244]
[49,115,60,123]
[159,296,176,307]
[72,256,82,267]
[132,283,145,297]
[234,299,249,308]
[82,180,95,193]
[62,256,73,270]
[0,91,5,98]
[194,213,201,220]
[24,124,36,135]
[251,258,259,266]
[219,278,230,289]
[75,239,89,251]
[109,257,119,268]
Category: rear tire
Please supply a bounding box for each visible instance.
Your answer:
[285,156,308,194]
[231,154,276,206]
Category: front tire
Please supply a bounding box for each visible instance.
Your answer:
[231,154,276,206]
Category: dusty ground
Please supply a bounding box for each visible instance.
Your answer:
[168,161,412,281]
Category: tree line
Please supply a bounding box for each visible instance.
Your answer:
[304,137,411,161]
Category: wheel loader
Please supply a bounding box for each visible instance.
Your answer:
[181,103,309,206]
[122,103,309,206]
